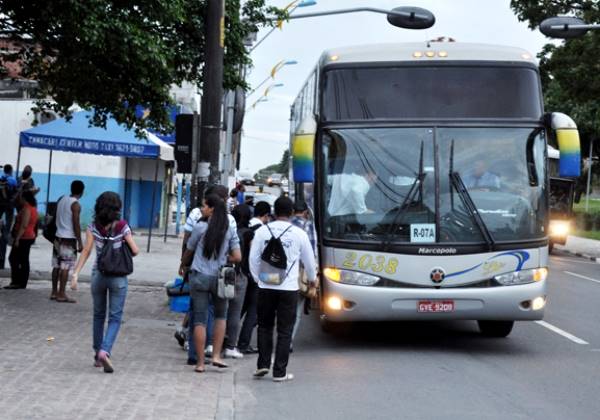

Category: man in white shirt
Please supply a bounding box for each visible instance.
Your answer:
[249,196,317,382]
[327,169,377,216]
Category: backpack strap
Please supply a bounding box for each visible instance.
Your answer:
[265,222,292,239]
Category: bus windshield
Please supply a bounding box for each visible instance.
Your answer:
[321,127,547,244]
[321,66,542,121]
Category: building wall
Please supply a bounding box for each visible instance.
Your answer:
[0,99,165,228]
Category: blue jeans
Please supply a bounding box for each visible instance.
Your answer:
[91,269,128,355]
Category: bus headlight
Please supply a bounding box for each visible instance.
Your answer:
[549,220,570,237]
[323,267,380,286]
[494,268,548,286]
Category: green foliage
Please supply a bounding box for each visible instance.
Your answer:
[0,0,285,134]
[254,149,289,182]
[278,149,289,175]
[510,1,600,196]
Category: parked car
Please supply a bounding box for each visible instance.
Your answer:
[267,173,283,187]
[238,172,255,186]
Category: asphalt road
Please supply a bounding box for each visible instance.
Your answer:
[233,250,600,420]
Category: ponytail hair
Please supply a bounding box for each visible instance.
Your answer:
[202,194,228,259]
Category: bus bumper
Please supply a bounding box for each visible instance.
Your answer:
[322,279,547,321]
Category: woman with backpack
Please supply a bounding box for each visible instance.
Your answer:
[4,191,38,289]
[70,191,139,373]
[179,194,241,373]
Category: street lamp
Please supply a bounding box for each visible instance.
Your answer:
[246,59,297,98]
[264,83,284,97]
[540,16,598,38]
[249,0,318,53]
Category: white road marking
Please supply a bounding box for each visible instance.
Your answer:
[534,321,589,345]
[564,271,600,285]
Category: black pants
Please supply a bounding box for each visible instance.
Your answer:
[237,279,258,350]
[257,288,298,378]
[9,239,34,288]
[0,205,14,269]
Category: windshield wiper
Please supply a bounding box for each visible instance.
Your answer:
[383,140,426,250]
[448,140,495,250]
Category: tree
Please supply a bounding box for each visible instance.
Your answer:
[278,148,289,175]
[0,0,284,133]
[510,1,600,196]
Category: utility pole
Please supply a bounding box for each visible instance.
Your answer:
[199,0,225,196]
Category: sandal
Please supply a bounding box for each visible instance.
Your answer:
[212,361,229,369]
[194,366,205,373]
[56,297,77,303]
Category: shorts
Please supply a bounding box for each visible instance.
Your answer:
[52,238,78,270]
[189,271,228,327]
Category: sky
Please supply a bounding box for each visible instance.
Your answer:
[240,0,550,175]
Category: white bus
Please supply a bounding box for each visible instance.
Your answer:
[289,42,581,337]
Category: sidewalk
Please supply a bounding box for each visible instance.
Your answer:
[0,233,184,286]
[555,235,600,262]
[0,278,243,420]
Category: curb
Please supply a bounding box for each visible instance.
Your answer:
[0,269,166,288]
[555,248,600,263]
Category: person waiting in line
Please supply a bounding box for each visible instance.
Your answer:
[289,200,318,352]
[51,180,84,303]
[227,189,238,214]
[179,194,241,373]
[180,185,237,364]
[222,203,253,359]
[463,160,500,190]
[249,197,317,382]
[5,191,38,289]
[0,164,18,270]
[70,191,140,373]
[236,201,271,354]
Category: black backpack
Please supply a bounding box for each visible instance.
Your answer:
[0,175,16,206]
[261,224,292,270]
[97,224,134,277]
[238,224,261,277]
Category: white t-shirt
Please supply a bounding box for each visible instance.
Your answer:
[184,207,236,232]
[249,220,317,291]
[327,174,371,216]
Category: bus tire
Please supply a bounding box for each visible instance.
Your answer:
[549,242,554,254]
[477,320,514,337]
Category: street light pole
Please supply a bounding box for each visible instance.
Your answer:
[199,0,225,192]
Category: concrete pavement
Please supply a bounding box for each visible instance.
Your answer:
[0,233,184,287]
[0,278,246,420]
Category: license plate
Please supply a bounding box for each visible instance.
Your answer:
[418,300,455,313]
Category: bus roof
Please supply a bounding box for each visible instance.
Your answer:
[319,42,536,67]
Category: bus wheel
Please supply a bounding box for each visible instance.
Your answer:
[549,242,554,254]
[477,320,514,337]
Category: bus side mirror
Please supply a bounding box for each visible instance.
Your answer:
[292,116,316,183]
[548,112,581,178]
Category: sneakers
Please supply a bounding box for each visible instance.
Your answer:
[174,330,186,348]
[253,368,269,378]
[273,373,294,382]
[239,346,258,354]
[224,348,244,359]
[204,345,213,357]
